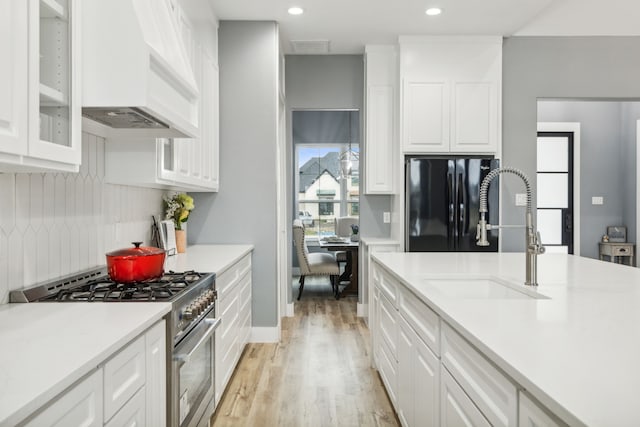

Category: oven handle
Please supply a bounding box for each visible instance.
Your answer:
[173,318,221,364]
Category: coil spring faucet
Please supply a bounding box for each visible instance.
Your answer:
[476,167,545,286]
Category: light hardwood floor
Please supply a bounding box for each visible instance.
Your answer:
[210,277,400,427]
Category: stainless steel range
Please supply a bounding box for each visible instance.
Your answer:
[10,267,220,427]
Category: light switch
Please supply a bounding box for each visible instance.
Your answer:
[592,196,604,205]
[383,212,391,223]
[515,193,527,206]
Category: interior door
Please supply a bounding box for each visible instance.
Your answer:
[536,132,574,254]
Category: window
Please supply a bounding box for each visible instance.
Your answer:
[297,145,359,237]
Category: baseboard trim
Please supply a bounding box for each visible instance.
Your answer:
[357,303,367,318]
[250,327,280,343]
[285,302,294,317]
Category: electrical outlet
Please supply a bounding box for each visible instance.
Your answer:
[515,193,527,206]
[383,212,391,223]
[592,196,604,205]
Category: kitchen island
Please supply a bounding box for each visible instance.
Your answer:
[371,252,640,427]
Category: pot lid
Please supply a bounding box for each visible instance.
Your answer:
[106,242,165,257]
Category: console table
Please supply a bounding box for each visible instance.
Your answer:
[599,242,635,266]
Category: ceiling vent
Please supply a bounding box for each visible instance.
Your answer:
[290,40,331,54]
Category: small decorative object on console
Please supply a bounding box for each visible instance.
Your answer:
[606,226,627,243]
[350,224,359,242]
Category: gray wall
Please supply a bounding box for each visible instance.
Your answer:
[621,103,640,246]
[537,100,634,258]
[502,36,640,253]
[188,21,279,327]
[285,55,391,302]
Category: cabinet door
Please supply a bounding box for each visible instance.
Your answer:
[365,85,394,194]
[104,386,145,427]
[414,326,440,426]
[28,0,81,166]
[396,315,414,427]
[398,314,440,427]
[24,369,103,427]
[441,368,490,427]
[146,320,167,427]
[201,55,220,191]
[450,82,497,153]
[402,80,449,153]
[0,0,28,155]
[519,392,566,427]
[104,335,146,421]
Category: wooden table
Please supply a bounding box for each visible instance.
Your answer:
[319,240,359,298]
[599,242,635,266]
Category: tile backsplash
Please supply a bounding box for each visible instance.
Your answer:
[0,131,167,303]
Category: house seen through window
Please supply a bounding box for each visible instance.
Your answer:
[297,146,359,237]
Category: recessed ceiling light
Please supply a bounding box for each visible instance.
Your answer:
[288,7,304,15]
[425,7,442,16]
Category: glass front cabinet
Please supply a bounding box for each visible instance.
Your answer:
[0,0,81,172]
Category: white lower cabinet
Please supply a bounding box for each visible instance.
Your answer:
[371,260,529,427]
[214,253,252,405]
[441,368,491,427]
[22,320,166,427]
[23,369,104,427]
[397,314,440,427]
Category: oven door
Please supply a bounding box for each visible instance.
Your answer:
[172,311,221,427]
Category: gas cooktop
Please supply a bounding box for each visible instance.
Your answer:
[9,267,214,303]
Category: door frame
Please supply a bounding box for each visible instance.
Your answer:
[537,122,581,256]
[636,120,640,261]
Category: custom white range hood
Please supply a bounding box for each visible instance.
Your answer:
[82,0,199,138]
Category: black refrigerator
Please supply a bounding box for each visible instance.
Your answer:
[405,156,500,252]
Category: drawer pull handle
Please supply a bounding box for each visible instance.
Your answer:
[620,248,627,253]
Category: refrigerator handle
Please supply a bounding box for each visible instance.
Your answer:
[458,173,465,229]
[447,173,454,224]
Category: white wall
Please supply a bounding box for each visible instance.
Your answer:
[0,130,166,303]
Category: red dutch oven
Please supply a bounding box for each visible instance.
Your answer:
[106,242,166,283]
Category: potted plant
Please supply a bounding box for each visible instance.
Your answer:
[350,223,359,242]
[164,193,195,253]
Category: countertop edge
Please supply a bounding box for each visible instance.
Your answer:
[0,305,171,427]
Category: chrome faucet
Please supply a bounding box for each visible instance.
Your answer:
[476,167,545,286]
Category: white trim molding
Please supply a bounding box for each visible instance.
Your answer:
[357,303,367,318]
[537,122,581,256]
[250,327,280,343]
[285,302,294,317]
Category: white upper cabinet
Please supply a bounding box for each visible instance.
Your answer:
[364,46,397,195]
[0,0,28,156]
[400,36,502,155]
[0,0,81,172]
[104,1,219,192]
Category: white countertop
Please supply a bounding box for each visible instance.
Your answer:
[360,237,400,246]
[0,303,170,427]
[164,244,254,275]
[0,244,253,427]
[371,252,640,427]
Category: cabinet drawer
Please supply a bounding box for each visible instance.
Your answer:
[398,285,440,356]
[441,368,491,427]
[105,386,145,427]
[24,369,103,427]
[103,335,146,421]
[373,264,398,307]
[441,322,517,427]
[519,392,567,427]
[216,254,251,298]
[611,245,633,256]
[378,291,398,360]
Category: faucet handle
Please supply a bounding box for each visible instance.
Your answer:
[535,231,546,254]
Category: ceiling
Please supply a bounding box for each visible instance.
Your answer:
[208,0,640,54]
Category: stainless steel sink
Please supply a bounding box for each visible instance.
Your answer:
[422,276,550,300]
